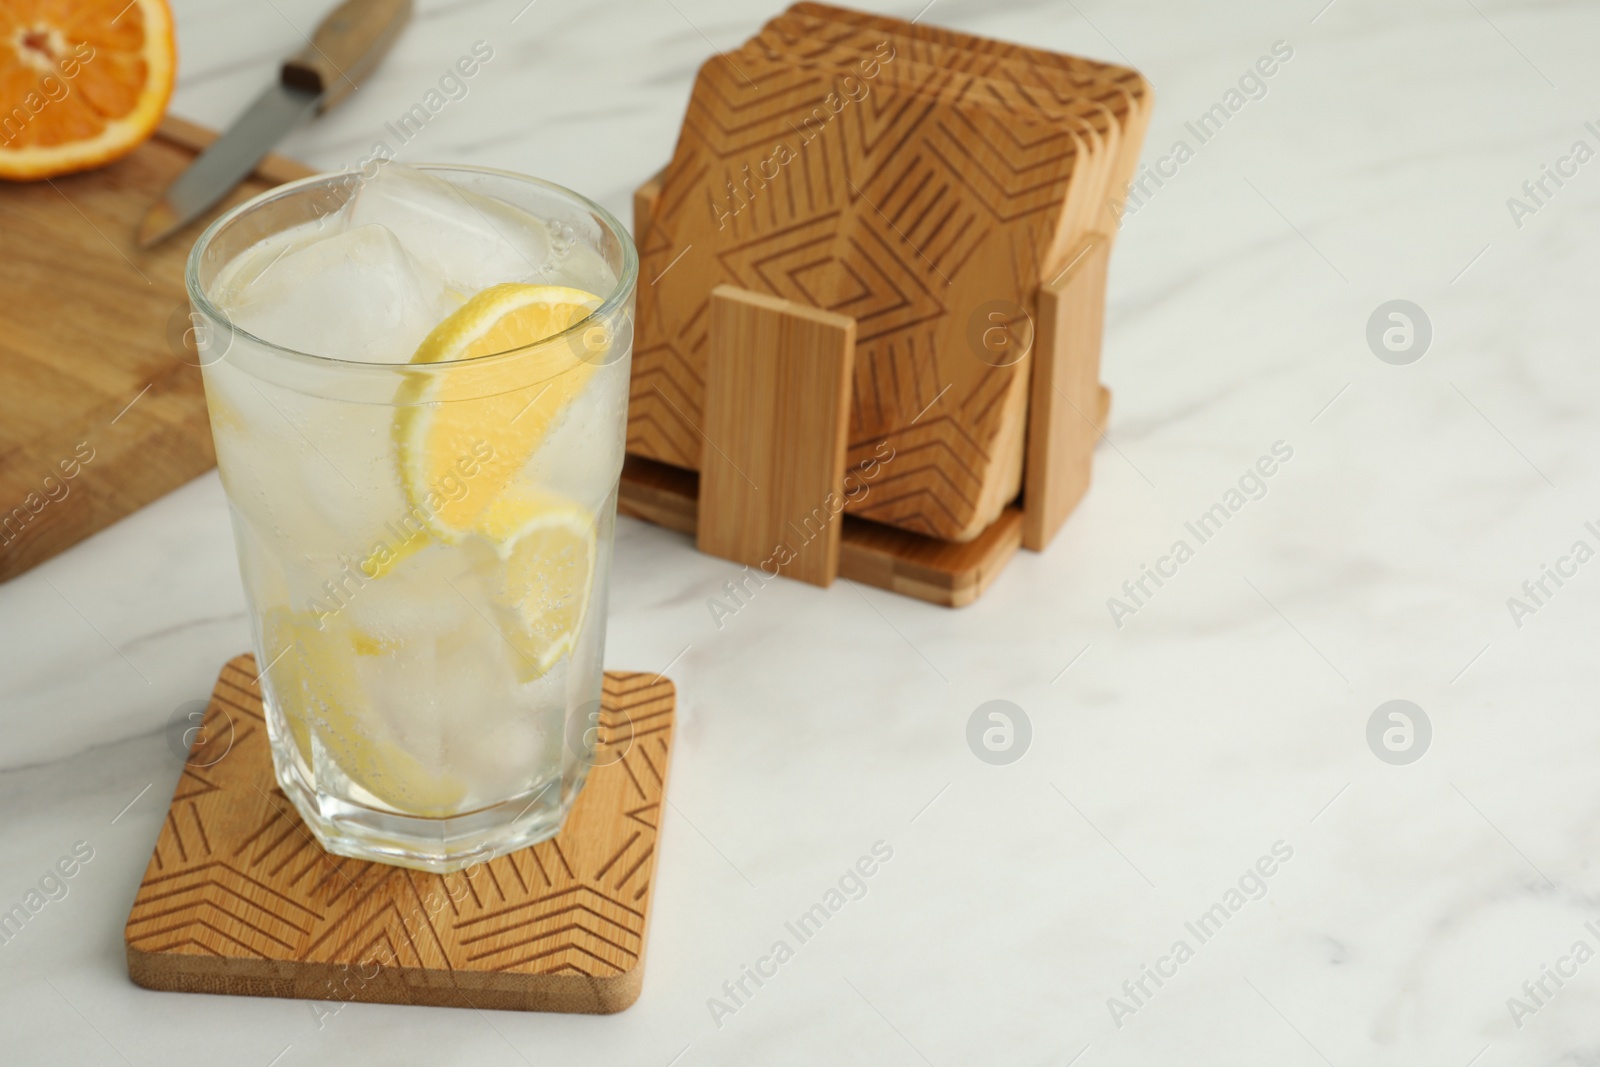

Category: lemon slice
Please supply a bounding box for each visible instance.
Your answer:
[395,283,604,543]
[259,608,468,816]
[477,489,598,682]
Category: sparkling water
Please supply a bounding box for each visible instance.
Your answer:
[194,164,634,871]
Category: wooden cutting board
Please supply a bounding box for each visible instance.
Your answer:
[0,116,312,583]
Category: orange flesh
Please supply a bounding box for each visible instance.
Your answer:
[0,0,172,176]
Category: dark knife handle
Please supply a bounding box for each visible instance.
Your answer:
[281,0,413,112]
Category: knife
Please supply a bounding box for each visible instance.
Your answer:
[137,0,414,249]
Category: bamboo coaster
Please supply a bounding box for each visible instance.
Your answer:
[125,655,676,1014]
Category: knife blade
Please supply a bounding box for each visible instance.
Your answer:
[137,0,414,248]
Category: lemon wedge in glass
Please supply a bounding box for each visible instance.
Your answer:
[477,489,597,682]
[259,607,468,816]
[394,283,604,542]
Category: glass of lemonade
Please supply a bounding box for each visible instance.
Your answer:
[186,163,637,872]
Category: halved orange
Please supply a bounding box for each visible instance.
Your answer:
[0,0,176,181]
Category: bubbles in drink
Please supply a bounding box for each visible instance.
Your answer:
[200,164,631,853]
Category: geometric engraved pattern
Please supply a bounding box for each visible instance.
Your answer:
[126,655,675,1014]
[630,3,1149,542]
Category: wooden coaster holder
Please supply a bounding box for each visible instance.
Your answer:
[620,171,1113,607]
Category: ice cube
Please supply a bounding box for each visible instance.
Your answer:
[348,164,554,292]
[339,541,476,641]
[222,223,450,363]
[517,361,628,506]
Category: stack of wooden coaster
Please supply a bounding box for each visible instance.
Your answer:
[624,3,1150,605]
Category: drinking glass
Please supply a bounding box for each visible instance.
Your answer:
[186,165,637,872]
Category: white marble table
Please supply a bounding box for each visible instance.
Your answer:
[5,0,1599,1063]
